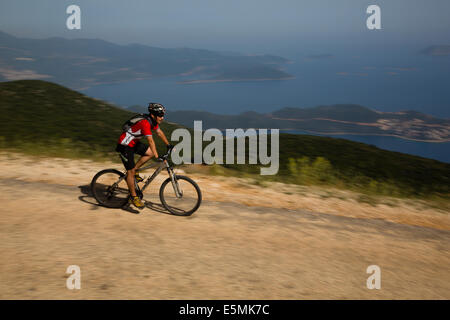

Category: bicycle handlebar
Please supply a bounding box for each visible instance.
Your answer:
[158,145,174,162]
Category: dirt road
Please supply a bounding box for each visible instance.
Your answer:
[0,153,448,299]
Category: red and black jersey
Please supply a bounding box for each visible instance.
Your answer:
[118,119,159,147]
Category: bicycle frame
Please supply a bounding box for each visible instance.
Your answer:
[117,158,182,198]
[136,160,166,192]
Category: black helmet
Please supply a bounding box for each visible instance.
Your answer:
[148,102,166,117]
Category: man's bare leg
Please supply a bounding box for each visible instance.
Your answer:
[126,148,154,199]
[134,155,151,171]
[134,148,154,171]
[126,168,138,197]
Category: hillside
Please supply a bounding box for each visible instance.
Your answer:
[1,80,449,198]
[0,80,182,158]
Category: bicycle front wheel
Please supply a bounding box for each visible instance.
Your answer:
[159,175,202,216]
[91,169,129,208]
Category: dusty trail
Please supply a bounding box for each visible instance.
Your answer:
[0,154,449,299]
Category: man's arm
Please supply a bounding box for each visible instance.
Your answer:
[146,135,159,159]
[156,128,170,146]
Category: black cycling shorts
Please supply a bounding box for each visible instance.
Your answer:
[116,142,149,170]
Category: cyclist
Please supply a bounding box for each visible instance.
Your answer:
[116,102,173,209]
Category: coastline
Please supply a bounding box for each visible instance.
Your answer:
[74,74,296,90]
[177,76,296,84]
[279,128,450,143]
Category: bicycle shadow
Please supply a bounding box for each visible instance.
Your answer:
[78,184,172,215]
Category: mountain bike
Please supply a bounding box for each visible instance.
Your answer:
[90,149,202,216]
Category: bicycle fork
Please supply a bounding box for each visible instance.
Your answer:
[167,163,183,198]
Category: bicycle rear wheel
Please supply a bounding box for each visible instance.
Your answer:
[159,175,202,216]
[91,169,129,208]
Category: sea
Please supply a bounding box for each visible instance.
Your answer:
[81,47,450,163]
[285,131,449,163]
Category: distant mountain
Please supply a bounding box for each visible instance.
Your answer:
[129,104,449,143]
[421,45,450,56]
[0,30,292,89]
[306,54,334,60]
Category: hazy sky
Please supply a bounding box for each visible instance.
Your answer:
[1,0,449,55]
